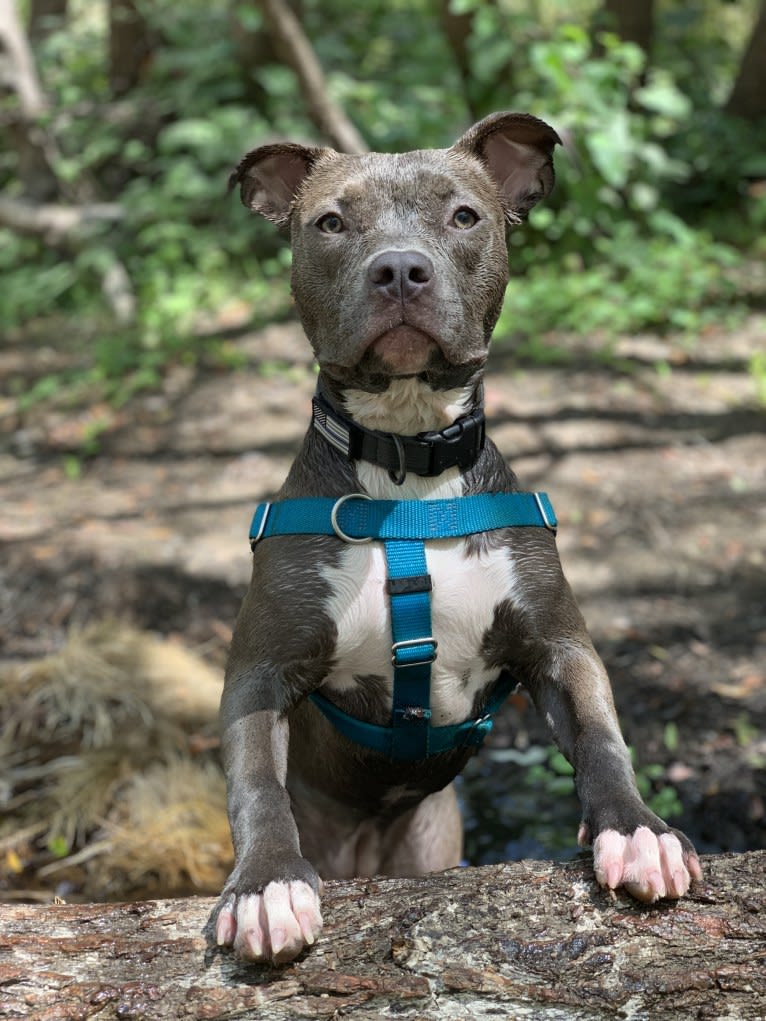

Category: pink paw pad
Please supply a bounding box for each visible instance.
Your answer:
[216,880,323,962]
[593,826,701,903]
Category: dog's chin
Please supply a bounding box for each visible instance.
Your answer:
[368,326,437,376]
[319,330,488,392]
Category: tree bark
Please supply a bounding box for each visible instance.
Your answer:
[108,0,155,98]
[602,0,654,55]
[437,0,479,118]
[1,852,764,1020]
[228,1,302,110]
[0,0,62,199]
[28,0,68,41]
[255,0,367,153]
[725,0,766,120]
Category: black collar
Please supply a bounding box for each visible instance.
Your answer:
[311,388,485,484]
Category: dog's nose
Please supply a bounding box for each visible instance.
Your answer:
[368,250,434,301]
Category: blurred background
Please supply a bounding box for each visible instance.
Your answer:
[1,0,764,904]
[2,0,765,359]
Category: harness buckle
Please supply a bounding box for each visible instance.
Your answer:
[331,493,373,544]
[397,706,432,721]
[420,410,485,476]
[534,492,557,532]
[465,713,494,748]
[249,502,272,549]
[391,636,438,667]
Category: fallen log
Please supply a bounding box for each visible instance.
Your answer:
[1,851,764,1020]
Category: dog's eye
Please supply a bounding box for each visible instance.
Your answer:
[316,213,344,234]
[452,207,478,229]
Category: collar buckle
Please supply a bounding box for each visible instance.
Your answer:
[419,410,485,476]
[312,389,485,479]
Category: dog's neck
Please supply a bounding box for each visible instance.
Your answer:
[319,373,480,434]
[313,373,484,500]
[343,377,474,434]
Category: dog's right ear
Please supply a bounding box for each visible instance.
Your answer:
[228,143,325,227]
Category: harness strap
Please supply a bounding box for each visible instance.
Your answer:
[249,492,557,761]
[385,537,435,759]
[309,671,518,757]
[249,491,557,547]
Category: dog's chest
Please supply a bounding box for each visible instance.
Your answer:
[319,536,514,725]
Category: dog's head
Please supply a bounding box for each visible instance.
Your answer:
[230,113,560,390]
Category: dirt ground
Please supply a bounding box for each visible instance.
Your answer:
[1,315,765,864]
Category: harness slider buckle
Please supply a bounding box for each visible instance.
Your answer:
[249,502,272,549]
[391,636,438,667]
[465,713,494,748]
[534,492,557,532]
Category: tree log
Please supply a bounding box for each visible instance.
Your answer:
[1,852,764,1020]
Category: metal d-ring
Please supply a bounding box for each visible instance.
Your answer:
[331,493,373,544]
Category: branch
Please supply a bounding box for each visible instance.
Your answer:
[0,195,135,323]
[0,0,64,200]
[0,0,48,117]
[0,195,125,241]
[1,852,764,1019]
[255,0,368,153]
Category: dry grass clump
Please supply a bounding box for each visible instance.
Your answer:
[0,620,233,903]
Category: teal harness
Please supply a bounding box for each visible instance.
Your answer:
[249,491,557,761]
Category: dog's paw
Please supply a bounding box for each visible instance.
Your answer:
[215,880,323,963]
[587,825,702,903]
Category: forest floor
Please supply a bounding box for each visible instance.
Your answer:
[1,314,764,878]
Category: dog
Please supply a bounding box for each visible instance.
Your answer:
[211,112,702,963]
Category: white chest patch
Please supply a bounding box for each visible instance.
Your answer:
[320,537,517,726]
[319,375,513,725]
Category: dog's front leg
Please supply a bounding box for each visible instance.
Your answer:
[212,678,323,963]
[525,636,703,902]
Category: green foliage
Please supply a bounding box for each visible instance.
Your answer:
[526,744,683,820]
[476,18,758,340]
[3,0,764,398]
[501,220,743,337]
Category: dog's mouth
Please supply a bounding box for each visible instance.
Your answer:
[319,321,487,391]
[368,325,437,375]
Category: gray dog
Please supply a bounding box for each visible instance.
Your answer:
[211,112,702,963]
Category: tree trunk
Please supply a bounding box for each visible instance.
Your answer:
[602,0,654,55]
[437,0,480,118]
[28,0,68,41]
[254,0,367,153]
[228,0,302,110]
[725,0,766,120]
[108,0,155,98]
[1,852,764,1020]
[0,0,63,200]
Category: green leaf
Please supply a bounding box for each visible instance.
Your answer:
[635,74,692,120]
[663,722,680,753]
[159,119,223,154]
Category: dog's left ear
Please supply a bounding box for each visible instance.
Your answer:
[452,112,561,222]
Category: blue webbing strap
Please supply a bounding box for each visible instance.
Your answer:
[249,492,557,760]
[249,491,557,545]
[309,670,518,757]
[384,538,435,760]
